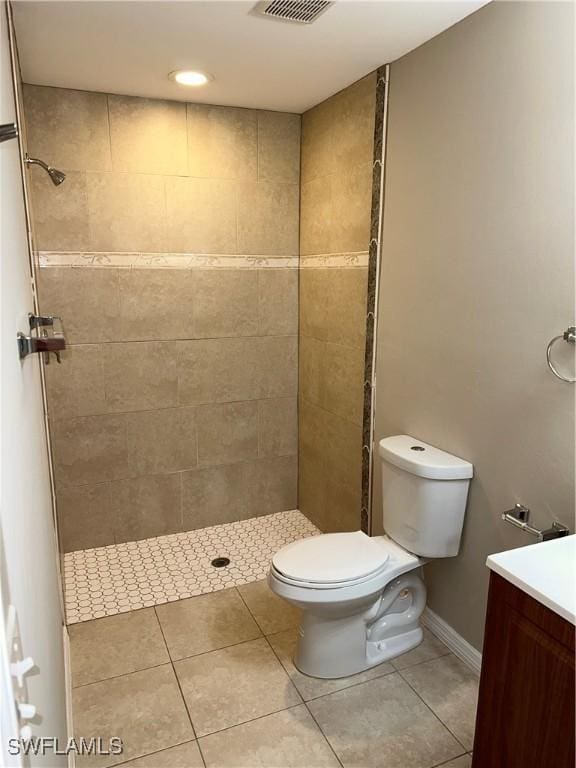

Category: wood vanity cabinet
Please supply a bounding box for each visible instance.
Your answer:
[472,572,575,768]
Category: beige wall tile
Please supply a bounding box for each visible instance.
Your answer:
[258,335,298,398]
[29,170,90,251]
[109,95,187,175]
[181,462,255,529]
[258,111,301,184]
[258,398,297,458]
[323,408,362,491]
[104,341,178,412]
[298,451,328,532]
[112,473,182,543]
[57,483,114,552]
[257,269,298,335]
[301,98,334,183]
[38,267,121,344]
[237,182,299,255]
[324,473,362,532]
[299,176,332,256]
[165,176,237,254]
[330,163,373,253]
[126,407,197,476]
[332,73,376,173]
[45,344,107,419]
[73,665,193,767]
[52,414,128,487]
[300,268,368,349]
[177,338,261,405]
[118,269,195,341]
[321,342,365,426]
[187,104,257,180]
[197,401,259,467]
[193,270,258,338]
[87,172,166,252]
[254,455,297,515]
[23,85,111,172]
[299,336,323,407]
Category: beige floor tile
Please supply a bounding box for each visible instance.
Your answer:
[267,629,394,701]
[307,673,463,768]
[115,741,203,767]
[70,609,169,687]
[200,705,339,768]
[156,589,261,661]
[174,638,301,737]
[73,664,193,767]
[401,655,479,751]
[238,579,301,635]
[390,627,451,671]
[435,756,472,768]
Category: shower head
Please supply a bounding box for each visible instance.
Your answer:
[25,155,66,186]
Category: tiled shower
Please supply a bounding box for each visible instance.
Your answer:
[23,73,379,619]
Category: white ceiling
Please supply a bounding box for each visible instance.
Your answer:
[12,0,487,113]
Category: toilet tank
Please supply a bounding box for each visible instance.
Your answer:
[379,435,473,558]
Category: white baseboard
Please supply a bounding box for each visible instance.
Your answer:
[422,607,482,676]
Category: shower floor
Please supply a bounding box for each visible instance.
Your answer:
[63,509,319,625]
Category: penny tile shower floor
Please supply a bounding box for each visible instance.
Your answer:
[64,510,319,624]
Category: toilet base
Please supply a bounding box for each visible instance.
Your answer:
[293,572,426,679]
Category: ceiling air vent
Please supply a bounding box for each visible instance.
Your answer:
[252,0,333,25]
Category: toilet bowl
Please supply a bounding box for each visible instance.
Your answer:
[268,435,473,679]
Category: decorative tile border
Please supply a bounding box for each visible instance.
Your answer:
[63,509,320,624]
[361,64,390,535]
[299,252,369,269]
[37,251,298,270]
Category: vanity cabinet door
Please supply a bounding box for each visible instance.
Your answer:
[472,572,575,768]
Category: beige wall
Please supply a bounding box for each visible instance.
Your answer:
[374,1,575,649]
[24,85,300,551]
[298,74,376,532]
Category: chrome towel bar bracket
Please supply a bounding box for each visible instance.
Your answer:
[546,326,575,383]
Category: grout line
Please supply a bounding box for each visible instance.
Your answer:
[113,740,201,768]
[303,701,344,768]
[153,604,199,740]
[197,702,308,744]
[430,753,470,768]
[397,665,471,753]
[71,660,172,690]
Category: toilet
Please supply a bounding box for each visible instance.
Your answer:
[268,435,473,679]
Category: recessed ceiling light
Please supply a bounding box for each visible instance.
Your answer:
[169,70,213,87]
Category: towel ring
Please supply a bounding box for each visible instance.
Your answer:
[546,326,575,383]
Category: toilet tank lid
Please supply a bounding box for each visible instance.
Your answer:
[379,435,473,480]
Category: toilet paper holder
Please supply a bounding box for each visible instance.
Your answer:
[502,504,570,541]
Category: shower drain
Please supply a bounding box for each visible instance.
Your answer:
[211,557,231,568]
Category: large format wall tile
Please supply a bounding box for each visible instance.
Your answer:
[196,401,259,467]
[301,99,333,184]
[118,269,195,341]
[193,270,258,338]
[29,171,90,251]
[237,181,299,255]
[331,163,373,253]
[88,172,166,252]
[300,268,368,350]
[299,176,332,257]
[52,414,128,487]
[111,473,182,543]
[258,335,298,398]
[23,85,111,172]
[165,176,237,253]
[257,269,298,335]
[257,111,301,184]
[104,341,179,413]
[332,74,377,173]
[187,104,258,180]
[126,407,198,476]
[258,398,297,458]
[108,95,187,175]
[57,483,114,552]
[38,267,121,344]
[45,345,107,419]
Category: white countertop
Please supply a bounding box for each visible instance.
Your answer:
[487,534,576,625]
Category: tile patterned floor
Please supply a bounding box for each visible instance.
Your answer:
[63,510,319,624]
[69,578,479,768]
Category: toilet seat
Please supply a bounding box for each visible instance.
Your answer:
[271,531,393,589]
